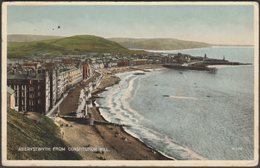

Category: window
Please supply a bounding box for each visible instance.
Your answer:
[38,100,40,104]
[29,100,34,106]
[21,85,25,90]
[29,87,34,92]
[38,92,41,96]
[29,93,34,99]
[21,99,24,105]
[21,92,25,97]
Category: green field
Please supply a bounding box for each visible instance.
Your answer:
[7,108,82,160]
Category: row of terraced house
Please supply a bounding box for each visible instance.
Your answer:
[7,59,92,115]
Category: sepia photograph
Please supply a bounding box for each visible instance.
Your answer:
[1,1,259,167]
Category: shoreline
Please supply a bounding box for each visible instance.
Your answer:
[56,64,171,160]
[91,65,174,160]
[91,64,172,160]
[54,63,247,160]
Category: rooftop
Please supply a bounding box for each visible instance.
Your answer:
[8,72,45,80]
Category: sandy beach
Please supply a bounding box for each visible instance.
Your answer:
[54,65,171,160]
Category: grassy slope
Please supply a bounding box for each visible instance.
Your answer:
[8,35,132,58]
[8,34,63,42]
[7,108,82,160]
[109,38,212,50]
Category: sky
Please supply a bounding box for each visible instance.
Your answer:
[7,4,255,45]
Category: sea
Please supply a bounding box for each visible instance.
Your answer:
[96,46,255,160]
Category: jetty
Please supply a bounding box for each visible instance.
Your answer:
[163,63,216,73]
[163,54,251,73]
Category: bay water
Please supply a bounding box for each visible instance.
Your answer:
[97,47,254,160]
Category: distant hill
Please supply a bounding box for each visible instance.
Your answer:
[8,35,133,58]
[109,38,212,50]
[7,108,81,160]
[8,34,63,42]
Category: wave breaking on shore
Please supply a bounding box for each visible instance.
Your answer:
[97,70,206,160]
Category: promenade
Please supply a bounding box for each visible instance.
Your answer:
[53,65,170,160]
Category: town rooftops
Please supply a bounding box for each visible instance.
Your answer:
[58,65,80,73]
[7,72,46,80]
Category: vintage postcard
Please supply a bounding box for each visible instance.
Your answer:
[1,1,259,167]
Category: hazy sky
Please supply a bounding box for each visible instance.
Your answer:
[7,4,255,45]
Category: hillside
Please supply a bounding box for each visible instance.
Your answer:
[8,34,63,42]
[8,35,131,58]
[7,108,82,160]
[109,38,212,50]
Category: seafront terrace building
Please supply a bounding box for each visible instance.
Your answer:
[66,65,83,88]
[7,64,83,114]
[130,59,147,66]
[56,64,84,100]
[82,63,92,79]
[42,63,58,109]
[57,68,69,100]
[7,69,51,114]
